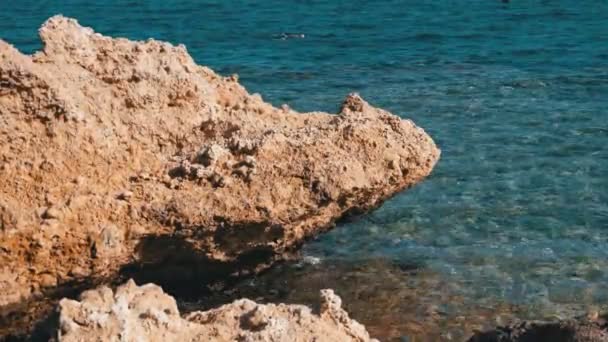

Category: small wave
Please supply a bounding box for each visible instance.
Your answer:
[574,127,608,136]
[553,75,608,86]
[452,33,485,39]
[503,79,548,89]
[412,32,443,41]
[511,48,543,57]
[300,255,322,266]
[272,32,305,40]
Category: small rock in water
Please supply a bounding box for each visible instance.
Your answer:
[302,255,322,265]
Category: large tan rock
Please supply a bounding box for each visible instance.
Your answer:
[57,280,377,342]
[0,16,439,335]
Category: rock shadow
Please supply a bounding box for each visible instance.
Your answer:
[119,234,278,300]
[0,279,88,341]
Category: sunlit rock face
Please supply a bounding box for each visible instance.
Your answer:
[0,16,439,337]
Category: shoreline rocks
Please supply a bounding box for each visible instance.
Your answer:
[0,16,439,337]
[468,315,608,342]
[55,280,377,342]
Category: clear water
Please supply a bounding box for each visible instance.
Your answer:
[3,0,608,339]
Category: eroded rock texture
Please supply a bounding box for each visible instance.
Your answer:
[0,16,439,336]
[57,280,376,342]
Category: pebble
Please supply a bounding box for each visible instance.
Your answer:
[587,310,599,320]
[69,266,90,278]
[39,273,57,288]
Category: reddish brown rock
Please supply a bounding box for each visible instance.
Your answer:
[0,16,439,336]
[57,280,377,342]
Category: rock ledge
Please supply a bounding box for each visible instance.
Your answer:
[0,16,439,336]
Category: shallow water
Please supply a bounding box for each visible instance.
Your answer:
[2,1,608,340]
[184,258,531,341]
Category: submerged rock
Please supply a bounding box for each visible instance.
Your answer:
[0,16,439,336]
[56,280,377,342]
[468,316,608,342]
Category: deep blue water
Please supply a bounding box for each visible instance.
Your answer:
[2,0,608,337]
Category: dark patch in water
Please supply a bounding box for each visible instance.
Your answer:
[412,32,443,42]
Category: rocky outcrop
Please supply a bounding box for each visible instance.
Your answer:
[0,16,439,336]
[55,280,376,342]
[468,315,608,342]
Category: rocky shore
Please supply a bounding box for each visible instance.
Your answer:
[56,280,376,342]
[0,16,439,340]
[0,15,604,342]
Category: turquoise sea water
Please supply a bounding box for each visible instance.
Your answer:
[3,1,608,339]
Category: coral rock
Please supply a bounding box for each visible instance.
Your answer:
[57,280,377,342]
